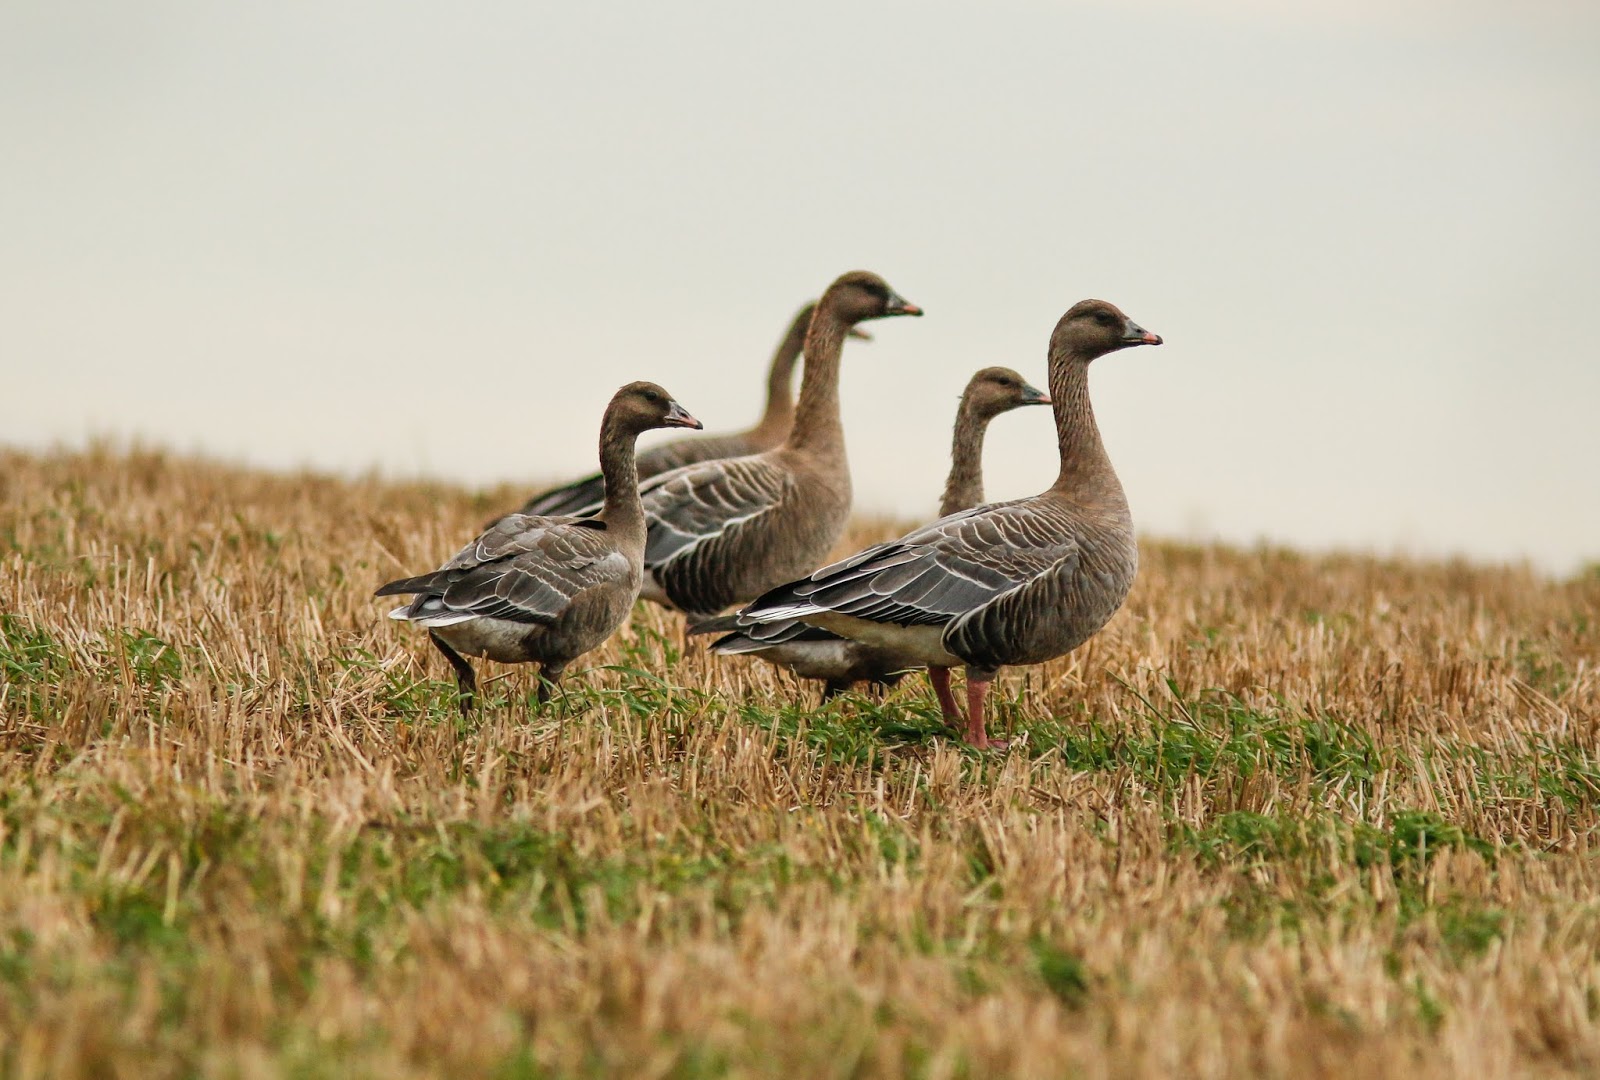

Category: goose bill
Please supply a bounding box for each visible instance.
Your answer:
[884,291,923,317]
[1121,320,1162,346]
[663,402,703,429]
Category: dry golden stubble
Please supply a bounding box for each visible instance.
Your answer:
[0,444,1597,1078]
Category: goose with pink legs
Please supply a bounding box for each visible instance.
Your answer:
[731,299,1161,749]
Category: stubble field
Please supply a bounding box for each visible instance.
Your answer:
[1,444,1597,1078]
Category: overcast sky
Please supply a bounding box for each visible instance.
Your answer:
[3,1,1597,574]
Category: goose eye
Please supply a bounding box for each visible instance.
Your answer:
[642,389,660,403]
[1093,312,1116,327]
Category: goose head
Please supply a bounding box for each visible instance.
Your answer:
[1052,299,1162,362]
[966,366,1051,419]
[821,270,923,325]
[609,381,703,435]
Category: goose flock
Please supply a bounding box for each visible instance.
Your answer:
[378,271,1162,748]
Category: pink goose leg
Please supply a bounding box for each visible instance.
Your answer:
[928,667,962,726]
[965,676,1006,750]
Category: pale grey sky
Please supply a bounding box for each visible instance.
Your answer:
[3,1,1597,573]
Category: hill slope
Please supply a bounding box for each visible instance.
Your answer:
[2,445,1597,1077]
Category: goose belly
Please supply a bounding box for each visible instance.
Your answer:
[755,638,916,683]
[806,613,963,669]
[430,618,545,665]
[428,586,635,668]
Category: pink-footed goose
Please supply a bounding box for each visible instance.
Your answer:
[588,271,921,618]
[513,303,869,519]
[376,382,701,711]
[732,300,1161,748]
[699,366,1052,698]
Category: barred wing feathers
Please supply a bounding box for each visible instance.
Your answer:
[738,501,1082,636]
[377,515,632,628]
[636,455,798,614]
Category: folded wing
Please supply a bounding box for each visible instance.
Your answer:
[738,501,1080,633]
[636,455,797,613]
[377,515,631,627]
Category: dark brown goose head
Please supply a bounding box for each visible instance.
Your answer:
[966,366,1051,419]
[1052,299,1162,362]
[606,381,702,436]
[822,270,923,324]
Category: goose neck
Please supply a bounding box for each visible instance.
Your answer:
[1048,353,1116,494]
[596,423,648,550]
[785,307,848,457]
[939,403,994,517]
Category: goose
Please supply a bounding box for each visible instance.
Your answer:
[596,271,921,618]
[376,382,701,711]
[731,299,1161,748]
[511,303,869,519]
[699,366,1052,698]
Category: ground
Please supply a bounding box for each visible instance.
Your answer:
[1,445,1597,1078]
